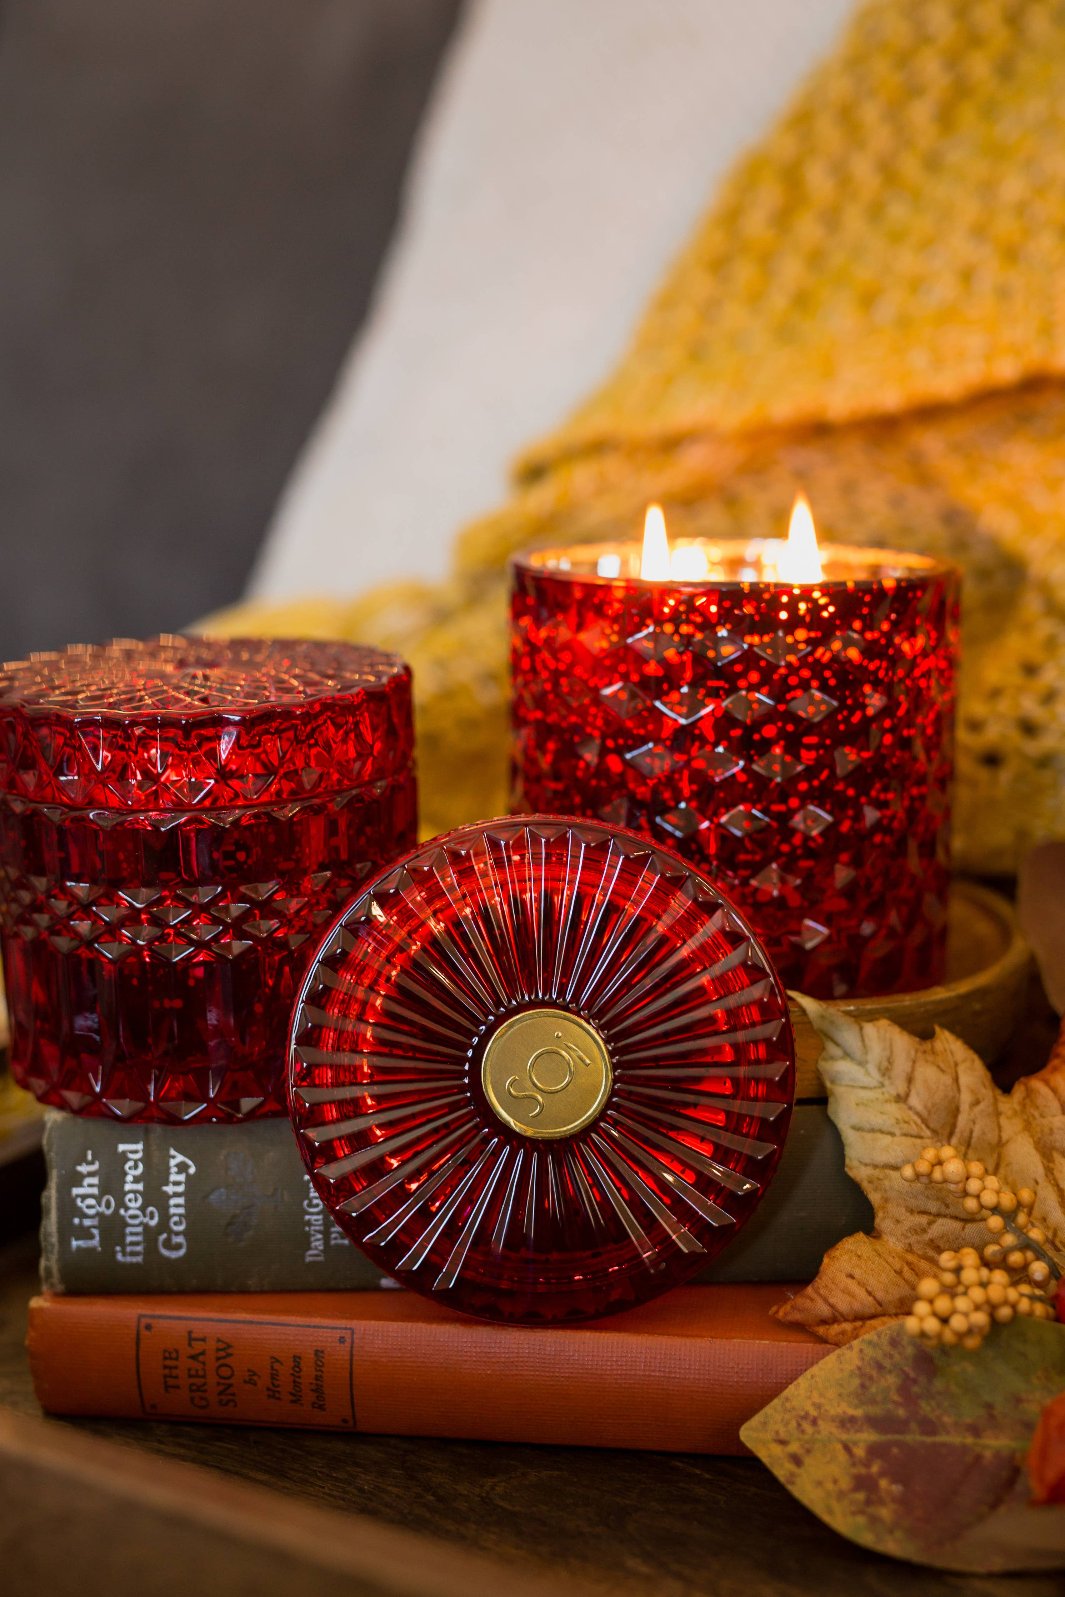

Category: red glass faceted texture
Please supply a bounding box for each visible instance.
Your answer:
[289,816,794,1325]
[510,547,959,998]
[0,637,416,1121]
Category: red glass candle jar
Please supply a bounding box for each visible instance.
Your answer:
[511,543,959,998]
[289,816,794,1325]
[0,637,416,1122]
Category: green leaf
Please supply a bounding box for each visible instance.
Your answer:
[741,1319,1065,1572]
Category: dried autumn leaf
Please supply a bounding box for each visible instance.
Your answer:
[775,997,1065,1342]
[773,1233,927,1346]
[741,1318,1065,1573]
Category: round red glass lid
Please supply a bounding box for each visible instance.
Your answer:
[288,817,795,1324]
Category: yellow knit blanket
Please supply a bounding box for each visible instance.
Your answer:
[212,0,1065,873]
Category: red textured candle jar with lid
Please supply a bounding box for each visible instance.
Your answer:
[510,515,959,999]
[289,816,794,1325]
[0,637,416,1122]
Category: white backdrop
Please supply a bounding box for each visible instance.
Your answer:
[250,0,855,601]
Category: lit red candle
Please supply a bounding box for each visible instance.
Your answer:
[510,500,959,998]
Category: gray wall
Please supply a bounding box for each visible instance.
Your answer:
[0,0,460,660]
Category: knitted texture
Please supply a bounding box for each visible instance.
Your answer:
[212,0,1065,869]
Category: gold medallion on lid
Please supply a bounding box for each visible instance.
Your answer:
[481,1008,613,1139]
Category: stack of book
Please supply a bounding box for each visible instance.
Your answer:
[28,1104,869,1451]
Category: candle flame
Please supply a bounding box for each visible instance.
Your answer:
[640,504,671,580]
[636,496,823,583]
[670,543,711,580]
[776,493,823,584]
[639,504,711,580]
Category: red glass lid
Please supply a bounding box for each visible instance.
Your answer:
[0,636,413,810]
[289,816,795,1325]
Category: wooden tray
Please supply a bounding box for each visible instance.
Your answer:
[790,881,1029,1100]
[1,1232,1057,1597]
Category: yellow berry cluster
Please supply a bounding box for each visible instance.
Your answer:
[900,1144,1059,1349]
[904,1247,1056,1349]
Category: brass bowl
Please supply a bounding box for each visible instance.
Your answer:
[790,881,1030,1100]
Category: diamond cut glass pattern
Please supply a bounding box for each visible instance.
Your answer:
[289,818,795,1325]
[0,637,416,1121]
[510,547,959,998]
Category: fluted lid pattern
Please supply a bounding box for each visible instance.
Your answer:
[289,817,795,1325]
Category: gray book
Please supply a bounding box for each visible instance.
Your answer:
[40,1105,872,1294]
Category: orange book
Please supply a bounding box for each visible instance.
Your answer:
[27,1284,826,1454]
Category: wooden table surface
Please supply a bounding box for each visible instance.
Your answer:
[1,1217,1060,1597]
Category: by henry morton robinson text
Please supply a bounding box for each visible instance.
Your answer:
[137,1314,356,1428]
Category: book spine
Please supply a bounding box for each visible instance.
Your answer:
[40,1114,386,1294]
[41,1105,871,1293]
[26,1287,828,1452]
